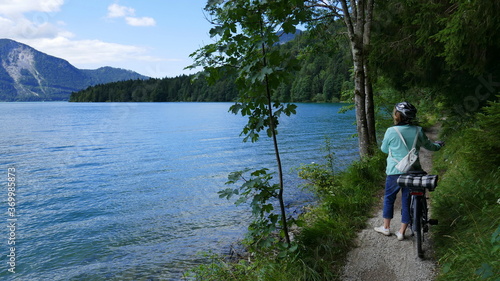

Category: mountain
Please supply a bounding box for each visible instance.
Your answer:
[0,39,148,101]
[277,29,302,44]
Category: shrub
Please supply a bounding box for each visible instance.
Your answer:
[432,97,500,280]
[187,145,386,280]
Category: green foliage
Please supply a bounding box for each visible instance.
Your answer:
[370,0,500,119]
[298,145,386,226]
[220,168,297,253]
[296,150,386,278]
[188,142,386,280]
[185,252,325,281]
[191,0,313,253]
[230,102,297,143]
[183,252,260,281]
[297,137,337,197]
[431,0,500,75]
[432,97,500,280]
[373,81,446,130]
[71,22,353,103]
[70,74,238,102]
[188,0,307,141]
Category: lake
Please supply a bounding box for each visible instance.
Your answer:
[0,102,357,280]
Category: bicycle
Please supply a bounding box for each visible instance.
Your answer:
[397,171,439,259]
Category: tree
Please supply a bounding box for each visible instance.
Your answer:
[188,0,307,251]
[305,0,376,157]
[369,0,500,118]
[432,0,500,76]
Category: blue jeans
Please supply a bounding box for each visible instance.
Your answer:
[383,175,410,224]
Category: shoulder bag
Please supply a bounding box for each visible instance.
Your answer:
[390,127,420,173]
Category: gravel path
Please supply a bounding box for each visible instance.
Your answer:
[341,126,440,281]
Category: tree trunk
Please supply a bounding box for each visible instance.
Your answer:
[340,0,372,158]
[339,0,376,158]
[364,65,376,154]
[364,0,377,155]
[353,46,371,157]
[261,37,291,246]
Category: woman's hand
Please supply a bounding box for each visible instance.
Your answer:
[435,141,445,147]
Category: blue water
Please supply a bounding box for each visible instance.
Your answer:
[0,102,357,280]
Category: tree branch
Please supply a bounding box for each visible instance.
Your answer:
[339,0,355,41]
[305,0,343,18]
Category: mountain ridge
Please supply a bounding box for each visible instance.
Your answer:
[0,39,149,101]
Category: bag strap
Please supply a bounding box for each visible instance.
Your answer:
[393,127,409,150]
[412,127,420,150]
[390,126,421,163]
[393,126,421,151]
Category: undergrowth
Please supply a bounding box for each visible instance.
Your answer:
[184,147,386,280]
[432,97,500,281]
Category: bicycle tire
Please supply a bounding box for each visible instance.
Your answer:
[413,196,424,258]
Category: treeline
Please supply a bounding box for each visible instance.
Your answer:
[69,75,238,102]
[69,29,352,102]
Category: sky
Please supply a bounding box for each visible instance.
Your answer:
[0,0,215,78]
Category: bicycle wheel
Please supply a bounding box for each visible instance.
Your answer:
[413,196,424,258]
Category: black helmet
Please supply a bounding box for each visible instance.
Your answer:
[395,102,417,120]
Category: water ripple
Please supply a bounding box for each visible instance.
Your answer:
[0,102,357,280]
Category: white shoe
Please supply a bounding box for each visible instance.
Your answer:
[395,231,404,241]
[374,226,390,236]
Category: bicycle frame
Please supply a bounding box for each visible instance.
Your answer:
[398,172,439,259]
[409,186,429,258]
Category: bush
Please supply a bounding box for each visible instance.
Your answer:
[432,97,500,281]
[296,150,386,279]
[187,146,386,280]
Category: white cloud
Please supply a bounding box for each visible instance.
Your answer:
[125,16,156,27]
[0,1,66,40]
[106,3,156,27]
[0,14,61,39]
[0,1,165,76]
[11,34,180,77]
[24,36,163,66]
[0,16,14,27]
[0,0,64,15]
[107,3,135,18]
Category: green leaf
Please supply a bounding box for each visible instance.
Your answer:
[288,242,298,252]
[218,188,238,200]
[251,168,269,177]
[235,196,247,206]
[491,224,500,245]
[226,170,243,183]
[475,263,494,279]
[263,204,275,214]
[194,0,308,253]
[284,103,297,115]
[442,263,451,274]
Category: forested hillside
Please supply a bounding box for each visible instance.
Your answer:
[69,25,352,103]
[70,74,238,102]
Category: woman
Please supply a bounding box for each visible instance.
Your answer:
[374,102,444,240]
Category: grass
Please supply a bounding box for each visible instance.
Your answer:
[432,97,500,281]
[184,149,386,280]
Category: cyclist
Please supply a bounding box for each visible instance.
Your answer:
[374,102,444,240]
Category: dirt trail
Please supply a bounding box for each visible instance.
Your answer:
[341,126,440,281]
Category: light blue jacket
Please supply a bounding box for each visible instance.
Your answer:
[381,125,441,175]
